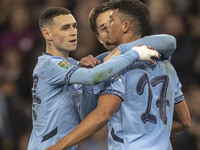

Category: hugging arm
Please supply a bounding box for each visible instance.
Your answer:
[118,34,176,58]
[69,46,159,85]
[45,94,121,150]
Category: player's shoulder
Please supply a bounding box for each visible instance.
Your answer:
[126,60,156,73]
[158,60,177,73]
[40,53,70,66]
[36,53,74,74]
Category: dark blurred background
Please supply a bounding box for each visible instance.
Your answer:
[0,0,199,150]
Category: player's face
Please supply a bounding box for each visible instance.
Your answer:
[96,10,117,51]
[50,14,77,52]
[96,9,124,51]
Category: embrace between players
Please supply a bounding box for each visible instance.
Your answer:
[27,0,191,150]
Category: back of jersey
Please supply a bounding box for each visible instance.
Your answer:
[106,60,184,150]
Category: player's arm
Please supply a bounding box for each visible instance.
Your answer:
[104,34,176,62]
[171,100,191,134]
[69,46,159,85]
[45,94,121,150]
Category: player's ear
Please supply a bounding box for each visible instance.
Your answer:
[42,28,53,41]
[123,21,131,34]
[96,35,103,44]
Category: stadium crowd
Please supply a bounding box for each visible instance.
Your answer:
[0,0,199,149]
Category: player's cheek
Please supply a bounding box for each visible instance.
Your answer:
[58,36,65,45]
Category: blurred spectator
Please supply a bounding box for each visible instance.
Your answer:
[0,47,32,100]
[70,0,107,60]
[148,0,199,91]
[0,5,39,63]
[0,79,31,150]
[147,0,175,34]
[163,14,197,91]
[0,81,13,150]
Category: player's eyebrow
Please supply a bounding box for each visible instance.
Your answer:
[60,24,70,30]
[60,22,77,30]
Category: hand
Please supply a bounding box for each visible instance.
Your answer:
[131,45,161,64]
[79,54,100,68]
[103,47,122,62]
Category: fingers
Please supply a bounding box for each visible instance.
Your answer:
[87,54,100,66]
[79,54,100,68]
[158,53,161,58]
[147,46,155,50]
[131,45,162,63]
[149,58,157,65]
[147,50,161,65]
[151,50,161,59]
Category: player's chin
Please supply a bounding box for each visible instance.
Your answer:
[68,45,77,51]
[68,47,77,52]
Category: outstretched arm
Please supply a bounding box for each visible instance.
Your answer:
[104,34,176,62]
[69,46,159,85]
[119,34,176,58]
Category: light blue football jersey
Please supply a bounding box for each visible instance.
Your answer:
[28,53,82,150]
[80,34,177,120]
[28,49,140,150]
[99,60,184,150]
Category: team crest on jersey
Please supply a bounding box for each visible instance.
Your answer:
[57,61,72,69]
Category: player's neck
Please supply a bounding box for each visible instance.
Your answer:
[120,33,141,44]
[123,35,141,43]
[46,43,69,60]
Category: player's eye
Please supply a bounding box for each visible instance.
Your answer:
[101,26,107,31]
[73,23,78,29]
[61,26,69,30]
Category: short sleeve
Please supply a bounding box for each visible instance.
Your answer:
[174,79,184,104]
[99,72,126,101]
[44,57,78,86]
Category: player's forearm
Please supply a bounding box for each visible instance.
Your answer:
[69,46,159,85]
[171,121,190,134]
[172,100,191,134]
[118,34,176,58]
[69,50,139,85]
[51,108,108,150]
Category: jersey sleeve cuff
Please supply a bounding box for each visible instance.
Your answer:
[100,89,125,101]
[65,66,79,85]
[174,95,184,104]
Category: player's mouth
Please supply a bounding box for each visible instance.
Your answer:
[69,39,77,43]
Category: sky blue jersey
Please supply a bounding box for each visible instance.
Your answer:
[28,54,82,150]
[99,59,184,150]
[28,49,142,150]
[80,34,177,120]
